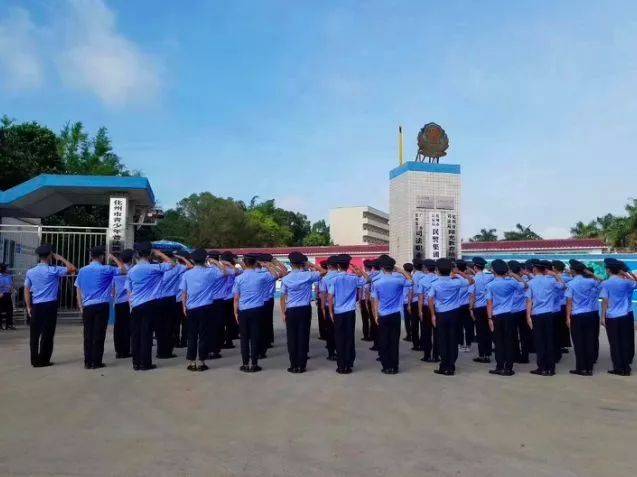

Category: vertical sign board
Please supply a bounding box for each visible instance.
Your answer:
[446,212,458,258]
[414,211,425,258]
[108,197,128,255]
[427,211,446,259]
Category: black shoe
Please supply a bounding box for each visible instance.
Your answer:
[250,365,262,372]
[240,365,250,372]
[584,369,593,376]
[434,368,446,375]
[116,353,131,359]
[140,364,157,371]
[287,367,296,373]
[381,368,391,374]
[298,367,306,373]
[326,354,337,361]
[607,369,622,375]
[570,369,585,375]
[420,356,430,362]
[197,363,209,371]
[133,364,141,371]
[209,353,222,360]
[39,362,54,367]
[622,369,632,376]
[502,369,515,376]
[94,363,106,369]
[222,343,235,349]
[345,367,353,374]
[187,364,198,372]
[444,370,455,376]
[530,368,542,375]
[489,369,504,375]
[7,325,16,330]
[336,368,347,374]
[390,368,399,374]
[84,364,92,369]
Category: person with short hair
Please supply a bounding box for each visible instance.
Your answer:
[401,263,414,343]
[180,248,225,372]
[125,242,174,371]
[371,254,413,374]
[526,259,565,376]
[428,258,474,376]
[24,244,76,368]
[507,260,532,363]
[280,252,325,373]
[600,258,636,376]
[359,259,374,342]
[318,256,340,361]
[455,259,475,353]
[485,259,527,376]
[255,254,286,359]
[111,249,135,358]
[327,255,367,374]
[470,257,494,363]
[220,251,240,349]
[409,258,426,351]
[565,259,601,376]
[417,259,439,363]
[368,260,383,353]
[552,260,573,356]
[0,263,15,330]
[75,246,127,369]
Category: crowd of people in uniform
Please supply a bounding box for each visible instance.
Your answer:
[14,241,637,377]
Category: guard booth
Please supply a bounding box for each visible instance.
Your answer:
[0,174,157,318]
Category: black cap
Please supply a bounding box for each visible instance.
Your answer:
[221,251,236,262]
[288,251,307,265]
[507,260,522,273]
[120,249,135,262]
[422,258,436,270]
[335,254,352,267]
[412,257,423,266]
[541,260,553,270]
[524,259,535,270]
[191,248,208,262]
[569,259,586,273]
[35,244,52,256]
[326,255,339,267]
[377,254,396,269]
[257,253,273,263]
[90,245,105,258]
[529,258,544,270]
[403,262,414,272]
[551,260,565,272]
[472,257,487,268]
[363,259,373,269]
[244,253,260,261]
[207,250,221,260]
[491,259,508,275]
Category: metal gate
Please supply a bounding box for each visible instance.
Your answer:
[0,224,108,319]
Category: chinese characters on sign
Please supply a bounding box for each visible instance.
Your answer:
[108,197,128,254]
[446,212,457,259]
[427,211,447,259]
[414,210,458,259]
[414,211,425,258]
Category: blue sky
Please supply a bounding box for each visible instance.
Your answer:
[1,1,637,240]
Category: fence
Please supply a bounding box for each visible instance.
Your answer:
[0,224,108,319]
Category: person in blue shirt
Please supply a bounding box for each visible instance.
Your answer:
[0,263,15,330]
[327,255,367,374]
[368,260,383,353]
[565,259,601,376]
[552,260,573,358]
[600,258,637,376]
[454,259,475,354]
[255,254,286,359]
[75,246,127,369]
[417,258,439,363]
[318,256,340,361]
[24,244,76,368]
[428,258,474,376]
[173,251,192,349]
[402,263,415,344]
[507,260,532,363]
[359,259,374,342]
[125,242,174,371]
[155,251,192,360]
[233,254,277,372]
[220,251,241,349]
[280,251,325,373]
[371,254,413,374]
[179,248,226,372]
[111,249,134,359]
[470,257,494,363]
[409,258,426,351]
[525,259,565,376]
[485,260,526,376]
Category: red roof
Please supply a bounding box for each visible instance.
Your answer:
[221,244,389,256]
[462,238,605,252]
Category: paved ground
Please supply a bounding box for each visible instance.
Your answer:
[0,311,635,477]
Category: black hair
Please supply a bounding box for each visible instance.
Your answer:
[403,263,414,273]
[473,263,485,271]
[425,264,436,273]
[337,263,349,271]
[382,265,393,272]
[244,256,257,267]
[437,266,452,276]
[606,263,622,275]
[138,249,152,258]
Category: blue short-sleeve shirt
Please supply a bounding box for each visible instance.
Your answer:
[281,270,321,308]
[75,262,121,306]
[233,269,268,311]
[125,262,173,309]
[25,264,69,304]
[328,274,366,314]
[565,275,600,315]
[180,266,224,310]
[472,272,495,308]
[526,275,563,316]
[0,274,14,294]
[600,276,637,318]
[158,264,188,299]
[428,276,468,313]
[257,268,278,303]
[486,277,525,316]
[112,264,131,304]
[371,273,409,317]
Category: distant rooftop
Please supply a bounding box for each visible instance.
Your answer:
[462,238,606,252]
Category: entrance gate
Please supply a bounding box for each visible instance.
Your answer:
[0,224,108,319]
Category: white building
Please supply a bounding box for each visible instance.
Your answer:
[389,162,461,265]
[329,206,389,246]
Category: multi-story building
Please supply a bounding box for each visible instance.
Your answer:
[329,206,389,245]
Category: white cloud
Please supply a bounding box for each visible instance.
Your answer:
[55,0,160,107]
[0,8,44,91]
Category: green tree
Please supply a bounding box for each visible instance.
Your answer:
[503,223,542,241]
[248,199,311,246]
[469,228,497,242]
[0,116,63,191]
[570,221,600,238]
[303,220,332,246]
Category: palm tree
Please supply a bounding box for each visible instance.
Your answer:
[570,221,600,238]
[470,228,497,242]
[503,224,542,241]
